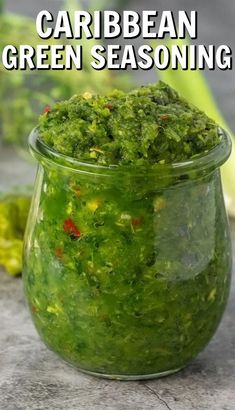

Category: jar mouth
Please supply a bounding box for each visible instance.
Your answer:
[29,127,231,178]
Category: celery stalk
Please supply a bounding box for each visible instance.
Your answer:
[154,38,235,218]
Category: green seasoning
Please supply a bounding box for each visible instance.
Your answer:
[23,82,232,379]
[39,82,220,166]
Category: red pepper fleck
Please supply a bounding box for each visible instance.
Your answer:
[76,188,81,198]
[31,305,39,314]
[132,218,142,226]
[44,105,51,114]
[63,218,81,239]
[160,114,170,121]
[105,103,114,111]
[55,247,63,259]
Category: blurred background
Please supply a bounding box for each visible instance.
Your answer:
[0,0,235,276]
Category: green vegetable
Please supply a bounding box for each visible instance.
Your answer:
[0,192,31,275]
[154,38,235,217]
[39,82,220,165]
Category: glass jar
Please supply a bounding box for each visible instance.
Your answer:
[23,128,232,380]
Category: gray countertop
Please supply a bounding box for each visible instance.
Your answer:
[0,148,235,410]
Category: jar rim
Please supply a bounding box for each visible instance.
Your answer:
[29,127,231,177]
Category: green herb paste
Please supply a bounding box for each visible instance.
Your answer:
[39,82,220,165]
[23,82,232,378]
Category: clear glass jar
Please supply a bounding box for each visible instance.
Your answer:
[23,128,232,380]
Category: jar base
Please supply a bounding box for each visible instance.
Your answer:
[74,366,184,381]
